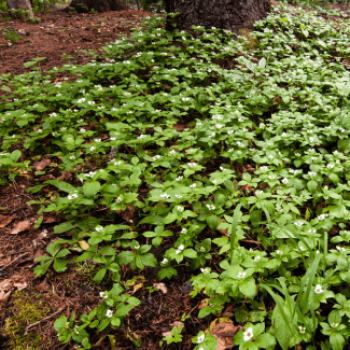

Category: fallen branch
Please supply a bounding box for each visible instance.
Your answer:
[0,252,30,275]
[24,307,66,335]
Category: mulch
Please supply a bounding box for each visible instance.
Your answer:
[0,8,152,76]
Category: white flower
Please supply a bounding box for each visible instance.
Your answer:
[331,323,339,328]
[181,228,187,234]
[294,221,304,226]
[175,195,183,198]
[212,180,218,184]
[327,164,334,169]
[337,246,346,252]
[309,172,316,177]
[201,268,210,274]
[116,196,122,203]
[190,184,196,188]
[281,178,288,184]
[220,166,226,171]
[187,162,197,167]
[95,226,103,232]
[318,214,327,220]
[299,326,306,334]
[238,271,246,278]
[85,171,95,178]
[169,150,176,154]
[90,147,95,151]
[161,258,168,264]
[243,327,253,342]
[70,155,76,160]
[215,124,223,128]
[134,243,140,249]
[276,250,283,255]
[260,166,268,171]
[227,130,234,135]
[177,206,184,212]
[197,334,205,343]
[80,128,86,133]
[237,141,244,147]
[206,204,215,210]
[138,134,146,139]
[254,256,261,263]
[105,309,113,318]
[100,292,108,299]
[160,193,170,199]
[153,155,161,160]
[315,284,323,294]
[299,246,305,251]
[175,244,185,254]
[176,176,183,181]
[68,194,78,200]
[110,137,116,141]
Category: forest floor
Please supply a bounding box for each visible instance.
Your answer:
[0,8,151,76]
[1,2,350,350]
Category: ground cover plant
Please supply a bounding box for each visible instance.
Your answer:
[2,2,350,349]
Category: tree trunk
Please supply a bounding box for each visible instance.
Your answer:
[164,0,270,33]
[6,0,34,17]
[68,0,127,12]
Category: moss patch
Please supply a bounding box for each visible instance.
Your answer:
[3,291,50,350]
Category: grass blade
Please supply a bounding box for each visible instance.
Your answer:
[230,203,242,266]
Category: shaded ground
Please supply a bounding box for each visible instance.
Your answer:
[0,8,150,76]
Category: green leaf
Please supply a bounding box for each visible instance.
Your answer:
[99,246,116,256]
[207,214,219,230]
[239,279,257,299]
[54,222,74,234]
[11,150,21,162]
[307,180,318,193]
[45,180,76,193]
[54,315,68,332]
[157,267,178,280]
[83,181,101,198]
[329,333,345,350]
[93,268,107,283]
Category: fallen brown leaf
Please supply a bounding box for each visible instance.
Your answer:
[14,281,28,291]
[35,158,51,171]
[43,214,59,223]
[154,283,168,294]
[211,322,240,350]
[0,215,16,228]
[171,321,184,328]
[0,256,12,266]
[59,171,72,182]
[0,279,13,292]
[11,220,31,234]
[0,291,12,303]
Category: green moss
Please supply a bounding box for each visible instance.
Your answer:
[3,291,50,350]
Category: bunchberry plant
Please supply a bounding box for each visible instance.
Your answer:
[2,4,350,349]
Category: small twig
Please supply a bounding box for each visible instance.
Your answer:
[0,252,30,275]
[239,239,262,245]
[24,307,66,335]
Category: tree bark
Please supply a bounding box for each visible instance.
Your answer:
[68,0,127,12]
[6,0,34,17]
[164,0,270,33]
